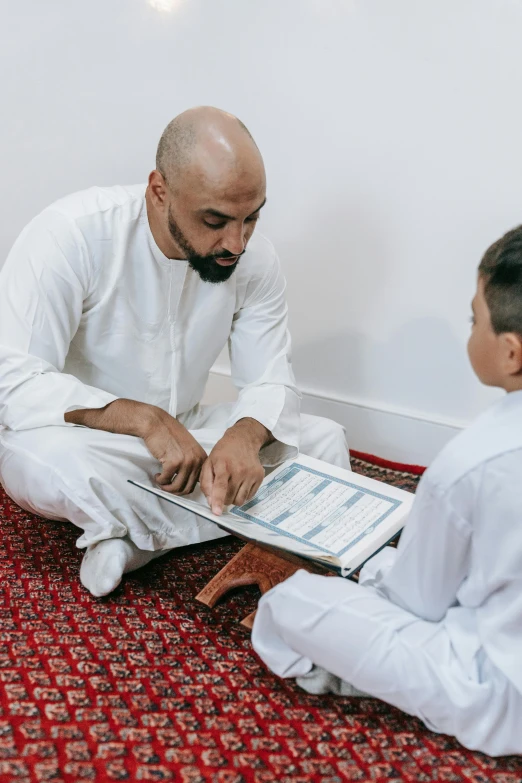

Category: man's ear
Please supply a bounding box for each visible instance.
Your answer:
[148,170,168,209]
[499,332,522,376]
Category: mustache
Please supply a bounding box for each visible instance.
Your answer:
[211,249,246,260]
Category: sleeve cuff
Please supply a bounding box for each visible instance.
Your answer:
[4,378,118,431]
[227,384,301,468]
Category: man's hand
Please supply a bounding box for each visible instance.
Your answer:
[200,418,273,515]
[65,398,207,495]
[142,410,208,495]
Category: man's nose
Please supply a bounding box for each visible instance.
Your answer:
[221,224,246,256]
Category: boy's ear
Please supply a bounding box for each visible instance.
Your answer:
[499,332,522,375]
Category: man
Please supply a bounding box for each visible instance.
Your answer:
[0,106,350,597]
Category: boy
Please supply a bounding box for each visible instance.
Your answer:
[252,227,522,757]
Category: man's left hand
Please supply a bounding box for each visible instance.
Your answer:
[199,418,272,515]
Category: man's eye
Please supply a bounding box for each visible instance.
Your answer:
[204,221,226,230]
[246,215,260,223]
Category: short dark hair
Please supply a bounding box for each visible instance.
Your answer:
[479,225,522,335]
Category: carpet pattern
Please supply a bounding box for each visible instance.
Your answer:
[0,453,521,782]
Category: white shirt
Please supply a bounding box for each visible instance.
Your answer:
[376,389,522,695]
[0,185,300,462]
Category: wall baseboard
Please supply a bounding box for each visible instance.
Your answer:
[203,370,462,466]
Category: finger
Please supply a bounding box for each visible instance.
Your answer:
[157,477,187,494]
[234,472,262,507]
[166,464,193,494]
[210,466,230,516]
[199,459,214,504]
[225,471,248,507]
[233,479,252,508]
[155,461,181,486]
[246,476,263,504]
[178,466,201,496]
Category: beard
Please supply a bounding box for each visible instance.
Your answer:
[167,207,241,284]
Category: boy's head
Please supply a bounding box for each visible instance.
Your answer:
[468,226,522,391]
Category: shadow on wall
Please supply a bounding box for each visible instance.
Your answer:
[276,190,399,339]
[291,314,486,425]
[274,187,494,426]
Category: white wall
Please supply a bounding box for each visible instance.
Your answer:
[2,0,521,462]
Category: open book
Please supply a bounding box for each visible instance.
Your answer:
[129,454,414,577]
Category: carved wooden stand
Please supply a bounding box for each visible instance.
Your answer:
[195,541,329,629]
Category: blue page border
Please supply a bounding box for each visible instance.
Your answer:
[231,462,402,558]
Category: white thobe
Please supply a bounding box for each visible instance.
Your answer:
[0,185,350,550]
[252,391,522,757]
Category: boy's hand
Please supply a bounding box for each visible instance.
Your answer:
[200,418,271,515]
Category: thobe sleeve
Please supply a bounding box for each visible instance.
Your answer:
[375,474,471,622]
[227,249,301,467]
[0,211,118,431]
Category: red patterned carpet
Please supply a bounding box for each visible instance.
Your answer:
[0,453,521,783]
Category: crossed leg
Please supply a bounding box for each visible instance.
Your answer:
[251,556,522,756]
[0,410,349,596]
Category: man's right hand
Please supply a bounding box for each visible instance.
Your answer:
[142,409,207,495]
[65,398,207,495]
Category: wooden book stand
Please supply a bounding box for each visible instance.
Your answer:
[195,541,331,629]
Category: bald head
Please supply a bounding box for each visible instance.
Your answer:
[156,106,263,187]
[147,107,266,282]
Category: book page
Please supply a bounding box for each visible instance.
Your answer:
[230,462,402,558]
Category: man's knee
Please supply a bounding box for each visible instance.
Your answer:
[2,425,93,467]
[0,426,146,518]
[0,427,75,517]
[299,414,350,468]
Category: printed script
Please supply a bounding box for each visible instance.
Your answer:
[231,463,401,557]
